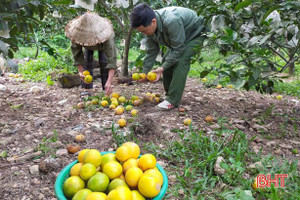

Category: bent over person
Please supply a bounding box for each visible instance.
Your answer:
[65,12,117,97]
[130,4,207,110]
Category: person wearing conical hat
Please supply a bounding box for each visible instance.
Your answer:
[65,12,117,96]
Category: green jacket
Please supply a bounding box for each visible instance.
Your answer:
[71,36,117,70]
[143,7,207,73]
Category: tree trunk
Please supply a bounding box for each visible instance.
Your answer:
[289,62,295,75]
[121,28,132,77]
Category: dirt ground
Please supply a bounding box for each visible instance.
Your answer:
[0,73,299,200]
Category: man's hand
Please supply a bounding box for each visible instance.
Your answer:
[77,65,91,84]
[105,81,113,96]
[151,67,164,82]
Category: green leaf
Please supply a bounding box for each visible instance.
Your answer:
[247,36,262,47]
[226,54,240,64]
[0,150,7,158]
[10,103,24,109]
[259,34,271,45]
[251,67,261,80]
[235,79,246,89]
[234,0,253,12]
[200,69,210,78]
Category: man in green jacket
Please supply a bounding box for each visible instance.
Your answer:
[65,12,117,96]
[130,3,207,110]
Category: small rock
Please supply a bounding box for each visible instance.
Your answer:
[248,161,263,170]
[67,130,79,137]
[235,124,246,130]
[1,129,15,136]
[90,123,103,133]
[61,110,71,119]
[29,165,39,175]
[38,194,45,200]
[29,86,44,93]
[34,118,45,128]
[194,97,202,102]
[157,160,166,168]
[252,124,268,132]
[266,141,278,147]
[58,99,68,105]
[0,84,6,91]
[279,143,293,149]
[254,137,264,143]
[214,156,226,175]
[253,146,261,154]
[274,149,283,155]
[31,178,41,185]
[56,149,68,157]
[210,123,221,129]
[24,135,31,141]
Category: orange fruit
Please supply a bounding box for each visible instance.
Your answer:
[83,149,102,168]
[85,192,107,200]
[79,163,97,181]
[118,96,126,103]
[138,154,156,171]
[87,172,110,192]
[101,153,117,170]
[111,92,120,99]
[144,168,163,185]
[84,75,93,83]
[147,72,157,82]
[83,71,90,76]
[205,115,214,123]
[107,186,132,200]
[108,178,128,193]
[183,118,192,126]
[131,109,138,117]
[72,188,92,200]
[102,161,123,180]
[122,142,140,159]
[202,78,207,82]
[101,100,109,107]
[132,73,141,81]
[122,158,138,174]
[111,100,119,107]
[115,145,132,162]
[109,104,116,110]
[138,174,161,198]
[70,163,83,176]
[125,105,133,111]
[216,84,222,89]
[63,176,85,198]
[78,149,90,163]
[118,119,127,128]
[139,73,147,80]
[115,106,124,115]
[125,167,143,188]
[131,190,146,200]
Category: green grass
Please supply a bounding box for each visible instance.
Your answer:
[140,119,300,199]
[15,46,76,82]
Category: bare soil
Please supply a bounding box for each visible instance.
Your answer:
[0,74,299,200]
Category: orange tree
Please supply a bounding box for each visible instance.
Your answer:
[185,0,300,93]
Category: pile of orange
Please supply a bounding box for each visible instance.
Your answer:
[63,142,163,200]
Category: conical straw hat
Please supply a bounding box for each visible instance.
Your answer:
[65,12,114,46]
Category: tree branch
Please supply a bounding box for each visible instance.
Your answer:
[266,44,288,62]
[280,55,300,72]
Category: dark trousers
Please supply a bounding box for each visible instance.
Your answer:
[82,50,108,90]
